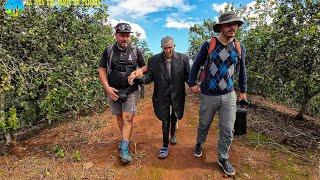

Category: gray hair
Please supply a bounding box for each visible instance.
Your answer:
[161,36,174,47]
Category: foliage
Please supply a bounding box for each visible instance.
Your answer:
[0,107,19,133]
[243,0,320,117]
[72,149,82,162]
[0,2,114,135]
[131,34,153,61]
[187,19,216,57]
[54,144,65,158]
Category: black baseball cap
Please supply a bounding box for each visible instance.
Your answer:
[115,23,133,33]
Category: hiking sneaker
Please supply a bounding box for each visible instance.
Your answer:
[193,143,202,157]
[120,140,132,163]
[118,141,122,158]
[158,146,169,159]
[218,159,235,176]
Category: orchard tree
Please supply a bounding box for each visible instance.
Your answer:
[131,34,153,61]
[242,0,319,118]
[280,0,318,117]
[187,19,216,57]
[0,1,114,145]
[260,0,319,118]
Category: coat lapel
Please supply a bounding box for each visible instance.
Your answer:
[160,54,170,81]
[170,52,180,80]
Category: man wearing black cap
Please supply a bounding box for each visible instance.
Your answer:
[98,22,147,163]
[189,11,248,176]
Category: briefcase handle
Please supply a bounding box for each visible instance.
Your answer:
[237,99,249,108]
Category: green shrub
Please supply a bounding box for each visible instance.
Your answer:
[0,3,114,135]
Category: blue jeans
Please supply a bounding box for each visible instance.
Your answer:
[196,91,237,161]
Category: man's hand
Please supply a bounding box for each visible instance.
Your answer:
[128,67,145,85]
[105,86,119,101]
[128,73,136,85]
[239,93,247,101]
[190,85,200,93]
[134,68,145,79]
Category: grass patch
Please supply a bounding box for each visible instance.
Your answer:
[246,131,271,145]
[270,151,312,179]
[54,144,65,158]
[72,150,82,162]
[238,163,266,179]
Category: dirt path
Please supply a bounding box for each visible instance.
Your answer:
[0,85,319,179]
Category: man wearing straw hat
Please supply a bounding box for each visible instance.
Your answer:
[188,11,248,176]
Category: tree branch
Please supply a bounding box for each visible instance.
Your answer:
[310,89,320,98]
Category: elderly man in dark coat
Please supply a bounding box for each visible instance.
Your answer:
[129,36,190,159]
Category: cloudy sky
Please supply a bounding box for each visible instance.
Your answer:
[106,0,256,54]
[5,0,257,54]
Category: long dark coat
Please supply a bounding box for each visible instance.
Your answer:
[142,52,190,121]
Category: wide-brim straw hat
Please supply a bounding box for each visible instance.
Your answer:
[213,11,244,32]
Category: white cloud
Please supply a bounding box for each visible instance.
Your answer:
[214,16,219,22]
[212,2,230,12]
[106,19,147,39]
[165,16,197,29]
[108,0,193,19]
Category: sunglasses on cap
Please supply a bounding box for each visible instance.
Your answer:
[115,23,132,33]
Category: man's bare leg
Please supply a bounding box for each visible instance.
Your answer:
[120,112,134,163]
[122,112,134,141]
[116,114,124,131]
[116,114,124,157]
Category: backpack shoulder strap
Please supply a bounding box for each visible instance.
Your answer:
[106,45,113,75]
[204,37,217,66]
[130,44,138,59]
[233,40,242,73]
[199,37,217,81]
[234,40,241,57]
[207,37,217,55]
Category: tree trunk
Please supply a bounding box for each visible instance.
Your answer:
[4,132,12,146]
[296,95,310,120]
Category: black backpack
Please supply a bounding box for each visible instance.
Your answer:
[105,45,139,102]
[106,45,138,89]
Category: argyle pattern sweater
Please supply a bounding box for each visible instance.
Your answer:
[189,39,247,96]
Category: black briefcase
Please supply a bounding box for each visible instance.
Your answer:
[234,100,248,136]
